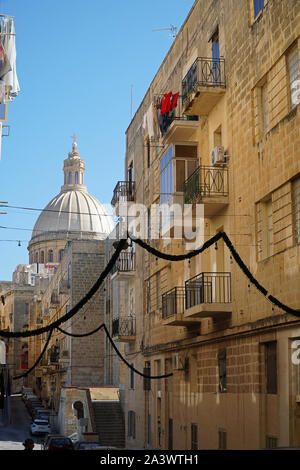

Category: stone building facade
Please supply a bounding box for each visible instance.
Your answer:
[110,0,300,450]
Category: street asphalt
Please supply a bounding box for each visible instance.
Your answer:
[0,394,43,450]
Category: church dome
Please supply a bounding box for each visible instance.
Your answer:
[28,138,114,254]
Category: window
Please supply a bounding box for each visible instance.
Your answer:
[191,423,198,450]
[288,47,300,108]
[75,171,79,184]
[160,146,173,205]
[48,250,54,263]
[68,172,72,184]
[157,272,161,310]
[128,411,136,438]
[144,361,151,391]
[211,29,220,83]
[218,429,227,450]
[218,349,227,393]
[40,251,44,264]
[254,0,264,18]
[59,249,64,261]
[292,176,300,244]
[130,364,134,389]
[265,341,277,394]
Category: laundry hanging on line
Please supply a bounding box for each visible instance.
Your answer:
[160,91,179,115]
[0,16,20,101]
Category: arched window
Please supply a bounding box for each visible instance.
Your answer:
[68,172,72,184]
[75,171,78,184]
[59,249,64,261]
[48,250,54,262]
[40,251,45,263]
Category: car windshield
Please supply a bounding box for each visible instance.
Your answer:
[34,420,49,425]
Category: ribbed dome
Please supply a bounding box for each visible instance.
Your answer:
[28,139,114,248]
[30,190,114,244]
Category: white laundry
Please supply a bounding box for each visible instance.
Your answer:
[142,103,154,139]
[1,17,20,101]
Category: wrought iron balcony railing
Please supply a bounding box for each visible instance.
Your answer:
[162,287,185,319]
[112,316,136,338]
[111,180,135,207]
[182,57,226,106]
[111,252,135,275]
[158,95,198,137]
[184,165,229,204]
[185,272,231,309]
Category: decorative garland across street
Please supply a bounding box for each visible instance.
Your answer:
[1,231,298,380]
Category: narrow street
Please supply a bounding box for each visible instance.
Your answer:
[0,394,42,450]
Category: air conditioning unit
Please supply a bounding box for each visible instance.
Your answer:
[173,353,187,370]
[211,146,226,166]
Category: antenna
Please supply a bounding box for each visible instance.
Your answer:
[152,24,177,38]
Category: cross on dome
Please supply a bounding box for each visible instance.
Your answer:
[71,133,78,143]
[70,133,79,154]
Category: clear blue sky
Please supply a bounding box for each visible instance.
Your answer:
[0,0,194,281]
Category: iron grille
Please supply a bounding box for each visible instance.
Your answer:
[182,57,226,106]
[162,287,185,319]
[112,316,136,337]
[185,272,231,308]
[184,165,229,204]
[111,180,135,207]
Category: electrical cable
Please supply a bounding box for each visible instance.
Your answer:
[1,230,300,383]
[0,237,128,338]
[129,231,300,315]
[57,323,172,379]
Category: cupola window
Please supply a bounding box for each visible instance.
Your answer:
[75,171,79,184]
[68,172,72,184]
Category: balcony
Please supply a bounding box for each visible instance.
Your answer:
[182,57,226,115]
[111,180,135,207]
[112,316,136,342]
[159,97,199,143]
[111,252,135,279]
[162,287,201,326]
[184,165,229,216]
[184,272,232,319]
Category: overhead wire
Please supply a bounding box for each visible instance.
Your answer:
[1,231,300,382]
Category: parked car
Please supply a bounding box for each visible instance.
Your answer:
[73,441,102,450]
[68,432,78,443]
[43,435,73,450]
[31,407,47,419]
[30,419,51,436]
[33,409,50,421]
